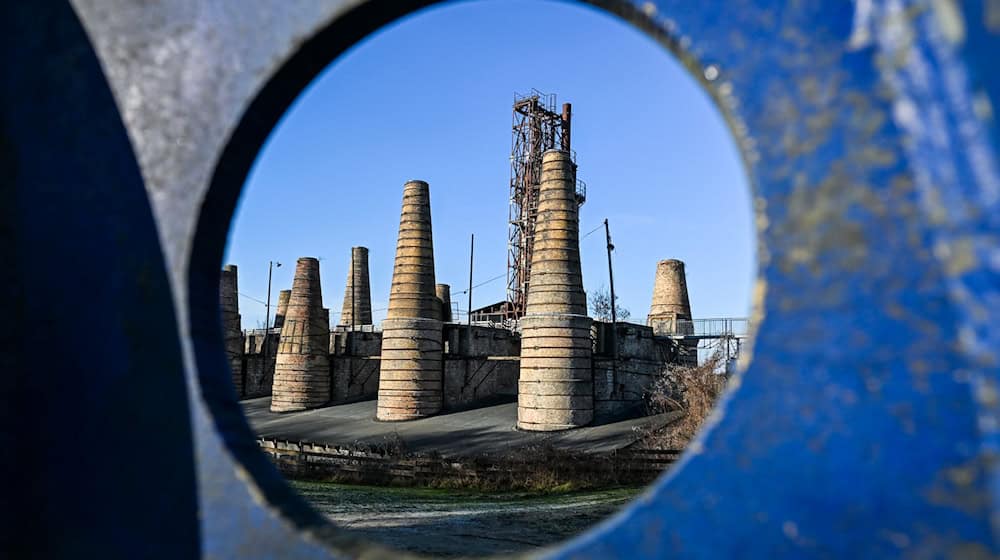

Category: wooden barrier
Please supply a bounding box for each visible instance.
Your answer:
[257,437,683,489]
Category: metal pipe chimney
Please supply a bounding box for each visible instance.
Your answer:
[271,257,329,412]
[376,180,444,421]
[517,150,593,431]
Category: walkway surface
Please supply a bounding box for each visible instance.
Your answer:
[243,398,682,458]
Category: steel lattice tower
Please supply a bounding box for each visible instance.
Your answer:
[505,90,585,320]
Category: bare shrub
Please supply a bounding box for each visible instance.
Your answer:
[637,345,730,450]
[588,285,631,322]
[351,431,409,457]
[447,444,622,492]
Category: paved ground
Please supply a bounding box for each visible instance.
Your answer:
[243,398,682,457]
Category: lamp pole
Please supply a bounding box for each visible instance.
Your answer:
[352,255,356,331]
[259,260,281,396]
[264,260,280,331]
[604,219,617,327]
[467,233,474,350]
[604,219,618,387]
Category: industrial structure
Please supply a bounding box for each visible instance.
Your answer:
[273,289,291,329]
[223,92,748,429]
[648,259,698,366]
[338,246,372,328]
[506,90,585,320]
[517,150,594,431]
[270,258,330,412]
[376,180,445,421]
[436,284,453,323]
[648,259,693,331]
[219,264,243,396]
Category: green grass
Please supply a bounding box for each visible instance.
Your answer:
[291,480,643,511]
[289,480,647,556]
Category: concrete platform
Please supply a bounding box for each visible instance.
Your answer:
[243,397,682,458]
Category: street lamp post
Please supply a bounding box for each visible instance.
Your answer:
[264,260,281,331]
[258,260,281,397]
[604,219,618,388]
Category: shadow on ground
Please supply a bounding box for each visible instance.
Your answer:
[243,397,682,457]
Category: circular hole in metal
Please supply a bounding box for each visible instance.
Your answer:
[197,1,759,557]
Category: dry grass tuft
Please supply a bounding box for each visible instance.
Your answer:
[637,347,730,450]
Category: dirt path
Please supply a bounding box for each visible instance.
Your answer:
[292,481,643,557]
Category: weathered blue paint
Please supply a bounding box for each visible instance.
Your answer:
[2,0,998,558]
[555,2,1000,558]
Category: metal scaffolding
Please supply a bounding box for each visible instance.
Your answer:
[506,90,585,320]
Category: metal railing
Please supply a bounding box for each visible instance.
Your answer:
[243,327,279,336]
[244,324,384,336]
[651,317,750,338]
[335,324,382,333]
[513,89,557,113]
[246,318,749,338]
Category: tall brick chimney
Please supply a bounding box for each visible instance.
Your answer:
[436,283,453,323]
[271,257,329,412]
[273,289,291,329]
[376,180,444,421]
[517,150,593,431]
[219,264,244,396]
[647,259,693,334]
[339,246,373,328]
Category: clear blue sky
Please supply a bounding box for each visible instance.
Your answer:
[226,0,754,329]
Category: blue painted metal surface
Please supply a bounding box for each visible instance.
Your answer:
[2,0,998,558]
